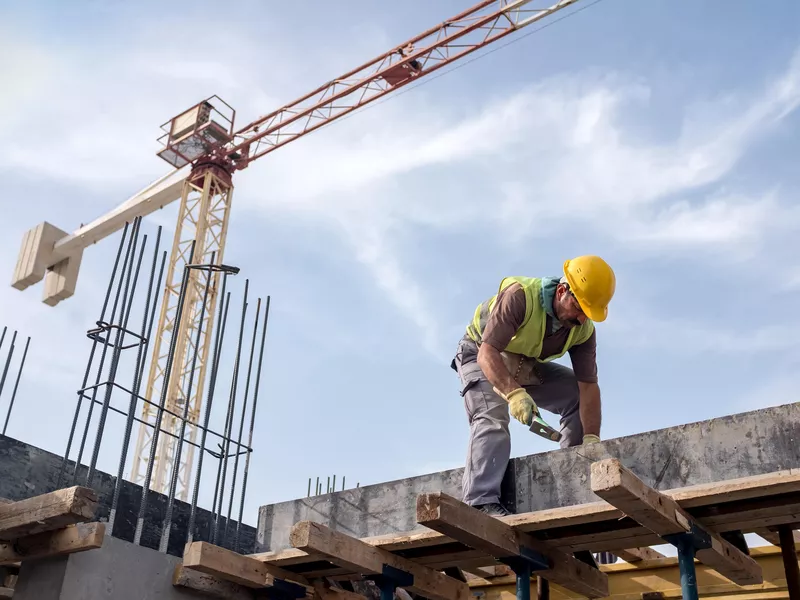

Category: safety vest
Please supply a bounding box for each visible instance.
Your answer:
[466,276,595,361]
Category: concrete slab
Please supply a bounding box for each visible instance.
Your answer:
[257,403,800,551]
[0,435,257,556]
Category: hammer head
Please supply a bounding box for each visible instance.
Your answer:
[529,414,561,442]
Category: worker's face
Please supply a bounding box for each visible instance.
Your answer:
[554,284,587,327]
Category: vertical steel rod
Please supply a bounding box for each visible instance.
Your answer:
[0,331,18,401]
[86,231,147,487]
[0,326,7,353]
[159,253,216,553]
[213,279,249,545]
[187,282,231,544]
[225,297,261,543]
[209,292,232,532]
[779,526,800,600]
[108,228,164,535]
[675,537,699,600]
[2,336,30,436]
[73,217,141,484]
[235,295,270,550]
[133,240,196,545]
[59,222,130,487]
[537,577,549,600]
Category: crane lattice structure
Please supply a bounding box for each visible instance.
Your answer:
[11,0,581,500]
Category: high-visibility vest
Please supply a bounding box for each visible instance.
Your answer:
[466,276,594,361]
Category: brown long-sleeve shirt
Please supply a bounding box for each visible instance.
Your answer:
[481,283,598,383]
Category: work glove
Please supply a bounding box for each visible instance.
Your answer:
[582,434,601,444]
[494,387,537,426]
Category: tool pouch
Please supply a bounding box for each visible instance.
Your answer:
[500,351,542,386]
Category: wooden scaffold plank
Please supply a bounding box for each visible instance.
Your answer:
[416,492,608,599]
[0,486,97,541]
[591,458,763,585]
[0,522,105,565]
[290,520,470,600]
[613,547,666,563]
[184,541,310,591]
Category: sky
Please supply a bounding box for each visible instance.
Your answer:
[0,0,799,545]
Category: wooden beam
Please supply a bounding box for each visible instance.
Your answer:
[0,587,12,599]
[0,522,104,565]
[0,486,97,541]
[416,492,608,599]
[755,527,800,546]
[173,564,256,600]
[311,580,367,600]
[184,542,310,589]
[591,458,763,585]
[613,547,666,563]
[290,521,469,600]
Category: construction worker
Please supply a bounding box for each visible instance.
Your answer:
[451,255,616,516]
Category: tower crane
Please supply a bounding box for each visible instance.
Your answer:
[11,0,582,500]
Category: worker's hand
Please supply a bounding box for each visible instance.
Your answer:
[495,387,536,426]
[582,434,601,444]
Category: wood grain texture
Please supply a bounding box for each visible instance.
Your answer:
[591,459,763,586]
[613,547,666,562]
[290,521,470,600]
[416,492,608,599]
[172,564,256,600]
[0,522,104,564]
[0,486,97,541]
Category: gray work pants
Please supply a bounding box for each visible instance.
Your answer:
[452,336,583,507]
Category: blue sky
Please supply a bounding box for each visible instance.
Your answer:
[1,0,799,539]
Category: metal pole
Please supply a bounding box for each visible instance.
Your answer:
[2,336,30,436]
[209,293,232,536]
[778,526,800,600]
[234,295,270,551]
[536,577,549,600]
[86,230,147,487]
[225,297,261,544]
[133,241,196,545]
[515,564,531,600]
[674,536,699,600]
[187,281,231,544]
[108,228,165,535]
[213,279,249,545]
[72,217,141,484]
[59,222,130,487]
[159,254,216,553]
[0,331,18,402]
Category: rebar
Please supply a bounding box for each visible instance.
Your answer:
[133,240,196,546]
[189,284,232,544]
[72,217,141,485]
[0,331,18,403]
[213,279,249,545]
[224,297,261,545]
[159,253,216,553]
[209,292,232,529]
[235,295,270,550]
[86,229,148,487]
[108,227,165,535]
[2,336,30,436]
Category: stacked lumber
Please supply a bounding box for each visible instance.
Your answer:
[0,487,105,597]
[176,466,800,600]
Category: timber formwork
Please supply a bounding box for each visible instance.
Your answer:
[176,459,800,600]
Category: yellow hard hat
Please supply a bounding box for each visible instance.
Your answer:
[562,255,616,322]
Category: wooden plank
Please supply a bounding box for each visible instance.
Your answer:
[755,527,800,546]
[0,522,104,565]
[0,586,12,599]
[416,492,608,599]
[290,521,469,600]
[591,458,763,585]
[0,487,97,541]
[613,547,666,562]
[311,580,367,600]
[173,564,256,600]
[184,542,310,589]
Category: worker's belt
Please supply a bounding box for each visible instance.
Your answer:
[500,351,542,386]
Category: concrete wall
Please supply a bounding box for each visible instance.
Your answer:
[13,535,196,600]
[257,402,800,552]
[0,434,257,557]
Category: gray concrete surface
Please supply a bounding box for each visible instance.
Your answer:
[257,402,800,551]
[0,434,257,556]
[13,535,197,600]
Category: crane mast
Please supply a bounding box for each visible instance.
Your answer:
[12,0,581,501]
